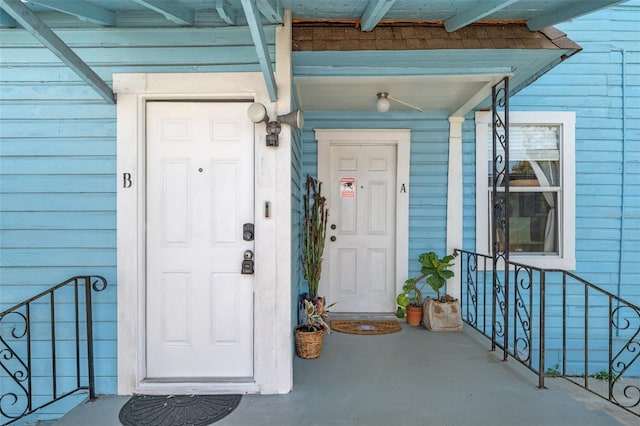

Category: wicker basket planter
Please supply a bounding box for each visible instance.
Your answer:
[295,326,325,359]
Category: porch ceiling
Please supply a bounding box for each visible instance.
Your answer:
[292,25,581,115]
[0,0,625,105]
[3,1,625,31]
[294,75,497,115]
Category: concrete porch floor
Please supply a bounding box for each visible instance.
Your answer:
[52,323,637,426]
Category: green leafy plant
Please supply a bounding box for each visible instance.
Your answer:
[590,370,617,381]
[396,251,456,319]
[545,364,561,377]
[301,175,329,299]
[299,299,330,333]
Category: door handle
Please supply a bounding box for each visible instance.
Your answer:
[330,236,336,242]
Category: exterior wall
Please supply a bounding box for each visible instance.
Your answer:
[519,4,639,304]
[291,129,303,326]
[461,1,639,373]
[0,25,275,421]
[301,111,452,286]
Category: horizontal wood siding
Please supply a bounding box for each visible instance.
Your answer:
[301,111,451,282]
[513,5,639,302]
[462,1,639,374]
[291,128,303,328]
[0,25,275,419]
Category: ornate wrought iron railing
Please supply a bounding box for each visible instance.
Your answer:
[1,275,107,425]
[456,249,640,418]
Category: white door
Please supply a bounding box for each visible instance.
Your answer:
[145,102,254,378]
[325,144,397,312]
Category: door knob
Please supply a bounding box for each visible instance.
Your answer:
[330,224,336,230]
[330,236,336,242]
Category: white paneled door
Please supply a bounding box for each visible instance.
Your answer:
[325,145,397,312]
[146,102,254,378]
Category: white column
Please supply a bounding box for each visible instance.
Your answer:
[271,9,293,393]
[446,116,465,299]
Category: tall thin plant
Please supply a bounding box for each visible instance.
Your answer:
[301,175,328,299]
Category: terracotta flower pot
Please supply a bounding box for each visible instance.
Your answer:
[406,305,423,326]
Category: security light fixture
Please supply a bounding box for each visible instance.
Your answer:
[247,103,304,147]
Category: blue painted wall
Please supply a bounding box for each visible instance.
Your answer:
[460,1,640,374]
[0,25,275,423]
[461,3,640,297]
[1,0,638,421]
[300,111,453,285]
[291,128,303,327]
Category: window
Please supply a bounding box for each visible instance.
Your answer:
[475,111,575,270]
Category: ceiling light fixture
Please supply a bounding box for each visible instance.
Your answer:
[376,92,391,113]
[247,103,304,147]
[375,92,425,113]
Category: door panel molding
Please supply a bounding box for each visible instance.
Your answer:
[315,129,410,312]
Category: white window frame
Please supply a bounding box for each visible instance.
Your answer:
[475,111,576,270]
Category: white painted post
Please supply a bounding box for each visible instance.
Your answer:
[446,116,465,300]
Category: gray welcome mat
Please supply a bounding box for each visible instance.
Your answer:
[118,394,242,426]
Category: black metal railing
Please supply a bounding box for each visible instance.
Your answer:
[0,276,107,425]
[456,249,640,418]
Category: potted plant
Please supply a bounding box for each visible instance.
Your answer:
[396,251,461,331]
[295,299,330,359]
[300,175,329,313]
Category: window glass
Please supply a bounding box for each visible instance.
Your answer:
[488,125,560,255]
[476,111,575,270]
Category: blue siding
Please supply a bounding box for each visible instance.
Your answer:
[461,1,640,375]
[514,4,639,303]
[301,110,452,284]
[291,128,303,328]
[0,25,276,422]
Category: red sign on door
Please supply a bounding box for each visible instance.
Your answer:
[340,177,356,198]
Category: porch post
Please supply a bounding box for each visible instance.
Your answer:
[491,77,510,359]
[447,116,465,300]
[267,9,293,393]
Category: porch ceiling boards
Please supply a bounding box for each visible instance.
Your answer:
[0,0,626,106]
[292,23,582,114]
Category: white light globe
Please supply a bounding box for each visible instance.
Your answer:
[376,93,390,113]
[247,103,268,123]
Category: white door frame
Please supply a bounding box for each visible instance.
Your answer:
[315,129,410,308]
[114,71,292,395]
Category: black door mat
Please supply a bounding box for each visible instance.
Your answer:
[119,394,242,426]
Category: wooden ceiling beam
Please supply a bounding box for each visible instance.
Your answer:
[0,0,115,103]
[444,0,519,32]
[241,0,277,101]
[130,0,194,26]
[256,0,282,24]
[28,0,116,26]
[360,0,397,32]
[216,0,236,25]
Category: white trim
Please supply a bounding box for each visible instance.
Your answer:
[114,70,293,395]
[475,111,576,270]
[134,381,260,395]
[314,129,410,308]
[447,117,465,299]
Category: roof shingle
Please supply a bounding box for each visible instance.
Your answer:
[292,23,581,52]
